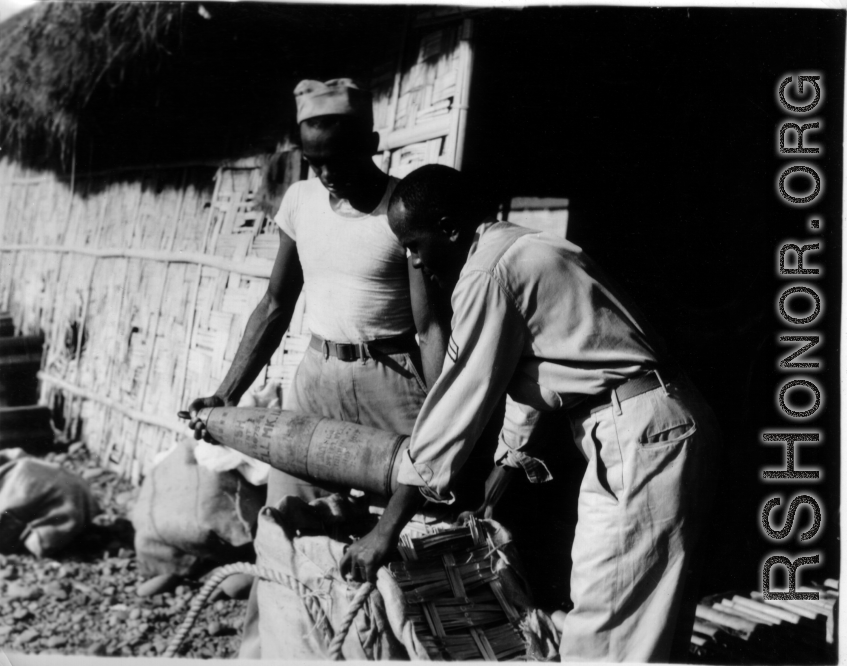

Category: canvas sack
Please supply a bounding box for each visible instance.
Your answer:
[132,440,265,576]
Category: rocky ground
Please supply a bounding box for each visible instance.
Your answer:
[0,442,249,658]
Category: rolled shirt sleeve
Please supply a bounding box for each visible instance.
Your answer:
[397,270,527,502]
[494,397,553,484]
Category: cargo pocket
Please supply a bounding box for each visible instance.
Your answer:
[638,420,697,449]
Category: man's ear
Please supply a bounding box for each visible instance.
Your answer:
[437,215,462,242]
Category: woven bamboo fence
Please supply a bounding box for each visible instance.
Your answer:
[0,151,308,484]
[373,16,473,175]
[0,14,473,486]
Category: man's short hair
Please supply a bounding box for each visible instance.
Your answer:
[298,114,375,156]
[300,114,372,137]
[390,164,488,232]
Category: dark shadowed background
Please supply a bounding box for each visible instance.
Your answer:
[462,6,843,605]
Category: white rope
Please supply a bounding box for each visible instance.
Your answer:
[163,562,374,660]
[328,581,375,660]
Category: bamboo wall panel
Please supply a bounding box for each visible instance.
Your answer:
[0,17,475,484]
[371,18,473,177]
[0,153,307,483]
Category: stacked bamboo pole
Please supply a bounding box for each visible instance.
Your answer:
[690,580,838,664]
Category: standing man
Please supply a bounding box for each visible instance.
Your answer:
[341,165,720,662]
[187,78,448,499]
[186,80,449,657]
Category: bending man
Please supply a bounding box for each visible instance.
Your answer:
[341,164,719,662]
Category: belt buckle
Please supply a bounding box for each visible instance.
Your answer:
[336,344,356,362]
[321,339,330,361]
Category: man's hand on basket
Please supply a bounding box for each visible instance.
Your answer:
[184,395,226,442]
[339,484,426,584]
[339,527,394,584]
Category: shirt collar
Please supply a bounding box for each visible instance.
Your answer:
[468,217,499,260]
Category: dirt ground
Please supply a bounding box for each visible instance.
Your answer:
[0,442,249,658]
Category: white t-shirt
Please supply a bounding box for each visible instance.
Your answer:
[275,177,415,343]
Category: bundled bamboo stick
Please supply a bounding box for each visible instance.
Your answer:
[387,518,528,661]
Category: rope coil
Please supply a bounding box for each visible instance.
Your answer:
[164,562,374,660]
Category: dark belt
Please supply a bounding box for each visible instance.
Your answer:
[575,368,678,416]
[309,333,418,362]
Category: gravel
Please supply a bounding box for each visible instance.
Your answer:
[0,443,248,658]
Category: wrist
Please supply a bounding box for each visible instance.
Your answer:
[214,389,240,406]
[380,484,425,540]
[375,510,408,542]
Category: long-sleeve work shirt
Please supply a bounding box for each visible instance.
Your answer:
[396,220,665,502]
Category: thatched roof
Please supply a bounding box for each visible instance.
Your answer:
[0,2,406,174]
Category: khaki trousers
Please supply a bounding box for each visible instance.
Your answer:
[560,374,719,662]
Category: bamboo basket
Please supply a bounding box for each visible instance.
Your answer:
[387,518,529,661]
